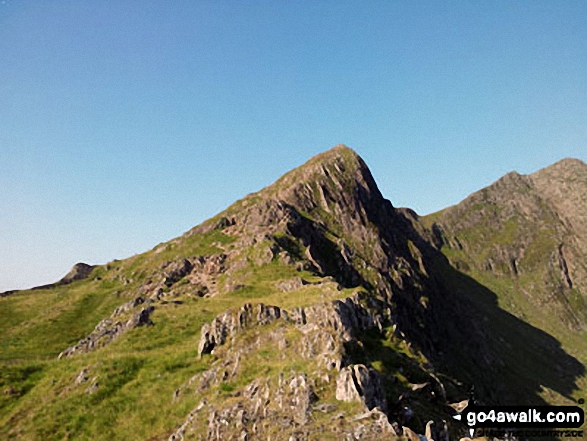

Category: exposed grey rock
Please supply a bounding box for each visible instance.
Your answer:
[288,374,317,424]
[335,364,387,412]
[125,305,155,328]
[74,368,89,385]
[252,243,278,266]
[59,263,96,285]
[197,292,393,359]
[85,377,99,394]
[198,303,283,356]
[350,407,398,438]
[168,400,207,441]
[23,262,97,293]
[112,296,145,316]
[197,368,218,392]
[163,259,194,287]
[276,277,305,292]
[171,373,322,440]
[58,304,155,358]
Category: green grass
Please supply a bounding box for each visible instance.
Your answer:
[0,293,213,440]
[0,232,360,440]
[0,282,126,362]
[120,229,236,281]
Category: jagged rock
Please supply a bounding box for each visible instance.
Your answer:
[156,254,225,298]
[26,262,96,292]
[168,400,207,441]
[288,374,317,424]
[172,374,321,440]
[59,262,96,285]
[125,305,155,327]
[85,377,99,394]
[214,216,235,230]
[112,296,145,316]
[335,364,387,412]
[349,407,398,439]
[276,277,305,292]
[299,328,343,370]
[402,426,422,441]
[58,304,155,358]
[252,243,278,266]
[13,146,585,440]
[197,292,392,359]
[197,368,218,391]
[425,420,449,441]
[198,312,236,356]
[198,303,284,356]
[436,157,587,331]
[163,259,194,286]
[74,368,89,385]
[257,303,281,324]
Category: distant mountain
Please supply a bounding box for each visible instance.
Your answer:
[424,158,587,362]
[0,146,584,440]
[426,157,587,330]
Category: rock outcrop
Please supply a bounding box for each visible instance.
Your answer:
[197,292,391,363]
[335,364,387,412]
[59,262,96,285]
[8,262,98,294]
[58,298,155,358]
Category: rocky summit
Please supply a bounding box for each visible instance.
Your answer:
[0,145,585,440]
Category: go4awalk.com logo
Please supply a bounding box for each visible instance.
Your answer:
[454,405,584,438]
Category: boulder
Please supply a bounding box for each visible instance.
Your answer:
[335,364,387,412]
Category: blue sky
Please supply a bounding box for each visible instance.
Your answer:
[1,1,586,291]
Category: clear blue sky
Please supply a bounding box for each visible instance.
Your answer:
[1,1,586,292]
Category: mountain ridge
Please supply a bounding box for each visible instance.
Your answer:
[0,146,585,440]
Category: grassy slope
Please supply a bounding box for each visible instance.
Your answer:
[0,223,366,439]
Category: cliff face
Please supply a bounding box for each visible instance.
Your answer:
[0,146,585,441]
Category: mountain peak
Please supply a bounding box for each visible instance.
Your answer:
[262,144,386,217]
[313,143,360,162]
[531,157,587,179]
[546,157,585,168]
[530,157,587,245]
[278,144,363,183]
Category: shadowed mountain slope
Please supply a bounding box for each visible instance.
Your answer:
[423,157,587,410]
